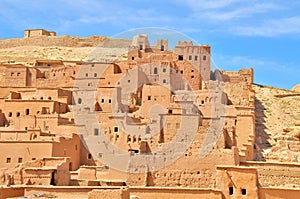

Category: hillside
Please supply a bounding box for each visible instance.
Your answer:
[254,84,300,162]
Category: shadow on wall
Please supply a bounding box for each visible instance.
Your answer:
[80,136,97,166]
[254,97,271,161]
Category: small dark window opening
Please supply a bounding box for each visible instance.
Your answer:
[168,109,173,114]
[32,158,36,161]
[91,64,95,67]
[48,97,52,100]
[139,45,143,50]
[191,70,194,72]
[88,153,92,159]
[161,45,164,51]
[78,98,82,104]
[178,55,184,61]
[242,189,246,195]
[229,187,234,195]
[85,73,88,77]
[108,99,111,103]
[163,79,166,84]
[6,157,11,163]
[128,80,130,83]
[94,73,97,77]
[203,55,207,61]
[131,56,135,60]
[40,97,43,100]
[180,70,183,74]
[154,67,158,74]
[114,126,119,132]
[163,68,166,73]
[195,56,198,61]
[98,153,103,158]
[26,109,30,115]
[94,129,99,136]
[8,112,12,117]
[18,158,22,163]
[191,75,194,78]
[101,99,104,103]
[17,112,20,117]
[189,55,192,60]
[148,96,151,100]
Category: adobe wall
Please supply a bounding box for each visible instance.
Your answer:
[0,187,24,199]
[258,187,300,199]
[4,66,28,87]
[88,188,129,199]
[0,141,53,168]
[52,135,81,171]
[129,187,222,199]
[216,166,258,199]
[215,68,253,85]
[242,161,300,188]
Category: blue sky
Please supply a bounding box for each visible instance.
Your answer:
[0,0,299,89]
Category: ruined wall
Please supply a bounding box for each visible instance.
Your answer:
[0,187,24,199]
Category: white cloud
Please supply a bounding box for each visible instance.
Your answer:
[233,16,300,37]
[198,3,280,21]
[182,0,241,10]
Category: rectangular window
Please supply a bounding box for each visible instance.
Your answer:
[98,153,103,159]
[114,126,119,133]
[18,158,22,163]
[88,153,92,159]
[161,45,164,51]
[178,55,184,61]
[94,128,100,136]
[203,55,207,61]
[9,112,12,117]
[195,56,198,61]
[241,189,246,195]
[26,109,30,115]
[94,73,97,77]
[191,75,194,78]
[6,157,11,163]
[229,187,234,195]
[45,126,49,131]
[148,96,151,100]
[189,55,192,60]
[85,73,88,77]
[139,45,143,50]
